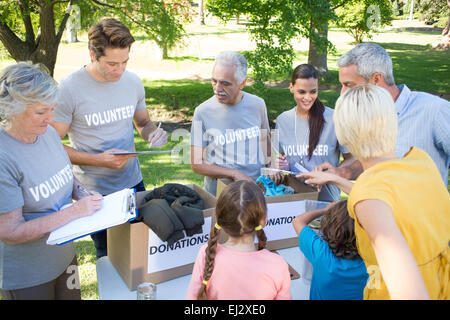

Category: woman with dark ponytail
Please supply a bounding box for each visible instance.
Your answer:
[186,180,292,300]
[273,64,352,202]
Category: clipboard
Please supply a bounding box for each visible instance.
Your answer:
[47,188,137,245]
[110,150,180,155]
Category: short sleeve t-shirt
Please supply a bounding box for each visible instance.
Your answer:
[186,244,292,300]
[0,126,75,290]
[190,92,270,195]
[53,68,146,195]
[347,147,450,300]
[275,107,349,202]
[299,227,368,300]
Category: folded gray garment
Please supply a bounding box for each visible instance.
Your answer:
[139,198,184,246]
[170,196,205,236]
[135,189,154,208]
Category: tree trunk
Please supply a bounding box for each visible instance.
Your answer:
[433,0,450,50]
[308,19,329,78]
[162,44,169,59]
[30,3,59,75]
[199,0,205,25]
[0,21,32,61]
[0,1,72,76]
[355,29,364,44]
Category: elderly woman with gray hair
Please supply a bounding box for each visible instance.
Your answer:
[299,84,450,300]
[0,62,102,300]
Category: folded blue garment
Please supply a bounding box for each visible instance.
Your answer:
[255,175,295,196]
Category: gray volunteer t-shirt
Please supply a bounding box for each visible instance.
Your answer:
[0,126,75,290]
[190,92,270,196]
[53,68,146,195]
[275,106,349,202]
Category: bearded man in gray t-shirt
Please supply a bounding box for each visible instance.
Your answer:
[190,51,271,196]
[51,18,167,259]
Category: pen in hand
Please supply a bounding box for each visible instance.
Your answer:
[77,184,93,197]
[148,122,162,149]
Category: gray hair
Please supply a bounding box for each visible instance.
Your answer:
[337,43,395,86]
[334,84,397,160]
[214,51,248,84]
[0,62,57,128]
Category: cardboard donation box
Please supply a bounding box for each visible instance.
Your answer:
[107,184,217,290]
[216,176,319,250]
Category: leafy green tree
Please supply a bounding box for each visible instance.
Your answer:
[206,0,396,85]
[421,0,449,49]
[207,0,335,88]
[0,0,196,74]
[0,0,74,75]
[390,0,400,16]
[307,0,336,78]
[115,0,195,59]
[417,0,449,27]
[335,0,393,44]
[93,0,195,59]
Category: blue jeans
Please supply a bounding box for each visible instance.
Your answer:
[91,180,146,260]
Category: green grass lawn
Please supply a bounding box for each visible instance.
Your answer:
[380,42,450,95]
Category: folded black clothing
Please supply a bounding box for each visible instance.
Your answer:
[136,184,206,244]
[170,196,205,236]
[138,198,184,246]
[143,183,204,207]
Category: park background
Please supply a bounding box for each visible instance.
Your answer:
[0,0,449,299]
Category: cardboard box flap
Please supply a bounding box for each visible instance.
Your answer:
[187,184,216,210]
[284,175,316,193]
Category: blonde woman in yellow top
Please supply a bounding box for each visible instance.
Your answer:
[299,84,450,300]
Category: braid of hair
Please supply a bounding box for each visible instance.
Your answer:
[255,229,267,251]
[196,226,220,300]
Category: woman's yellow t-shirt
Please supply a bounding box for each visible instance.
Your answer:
[348,147,450,300]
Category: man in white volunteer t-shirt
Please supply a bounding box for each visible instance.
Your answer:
[51,18,168,259]
[190,51,271,196]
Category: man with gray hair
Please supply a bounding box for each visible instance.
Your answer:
[190,51,271,196]
[315,43,450,186]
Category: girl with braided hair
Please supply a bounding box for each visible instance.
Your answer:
[186,180,292,300]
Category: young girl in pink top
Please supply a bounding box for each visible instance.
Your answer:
[186,180,292,300]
